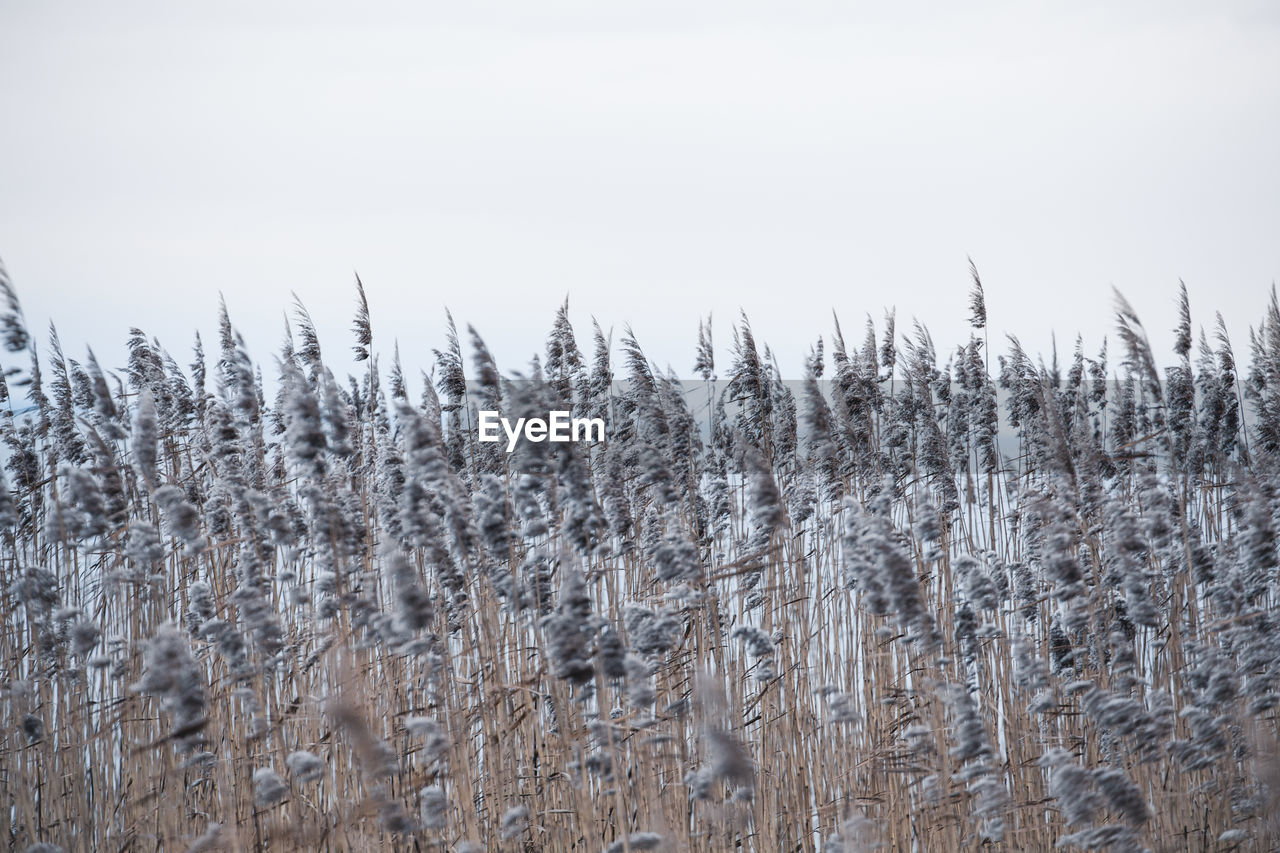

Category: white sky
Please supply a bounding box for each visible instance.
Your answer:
[2,1,1277,386]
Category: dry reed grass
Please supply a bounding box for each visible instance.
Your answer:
[1,267,1278,852]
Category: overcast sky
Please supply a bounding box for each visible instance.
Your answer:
[1,1,1277,387]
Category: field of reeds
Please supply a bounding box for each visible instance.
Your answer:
[2,260,1279,852]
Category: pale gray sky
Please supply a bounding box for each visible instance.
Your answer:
[1,1,1277,384]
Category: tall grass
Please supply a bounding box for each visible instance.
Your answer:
[2,262,1279,852]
